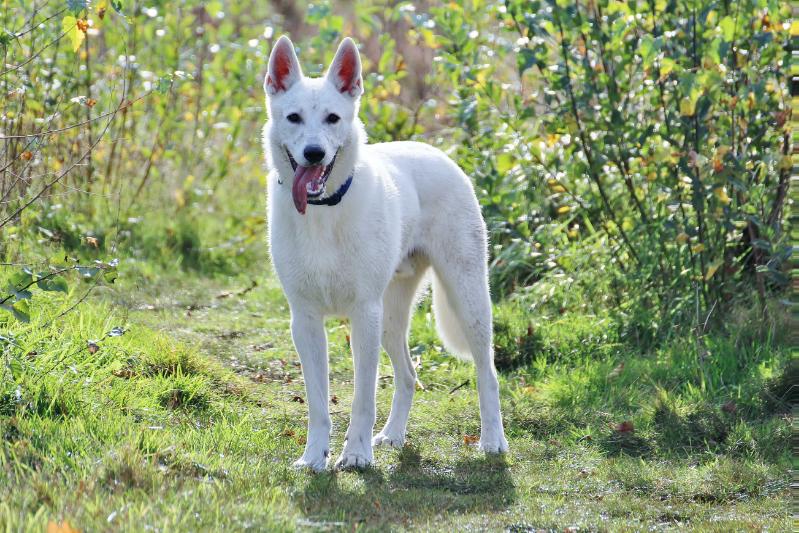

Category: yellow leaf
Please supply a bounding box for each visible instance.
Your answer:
[691,243,705,253]
[714,187,731,205]
[420,28,438,49]
[47,521,80,533]
[62,16,85,53]
[705,259,723,280]
[679,97,695,117]
[556,205,571,215]
[622,217,634,231]
[676,232,689,244]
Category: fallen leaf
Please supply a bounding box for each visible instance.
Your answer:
[607,362,625,379]
[47,521,80,533]
[291,395,304,403]
[330,395,338,405]
[463,434,479,445]
[112,368,135,379]
[20,151,33,161]
[87,341,99,354]
[614,421,634,433]
[281,428,295,437]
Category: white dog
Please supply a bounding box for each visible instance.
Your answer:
[262,36,508,471]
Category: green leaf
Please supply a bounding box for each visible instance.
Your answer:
[2,300,30,322]
[9,270,32,288]
[517,48,536,74]
[496,153,515,174]
[156,77,172,94]
[638,35,657,68]
[719,16,735,42]
[7,271,32,300]
[8,358,23,379]
[37,276,69,293]
[67,0,88,16]
[660,57,676,77]
[206,2,223,17]
[103,269,118,284]
[77,266,101,278]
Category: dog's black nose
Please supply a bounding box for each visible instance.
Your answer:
[303,145,325,164]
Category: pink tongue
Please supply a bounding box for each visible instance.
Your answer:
[291,165,324,214]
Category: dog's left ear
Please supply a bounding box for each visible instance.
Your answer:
[326,38,363,98]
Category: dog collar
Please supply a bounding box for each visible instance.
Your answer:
[308,174,353,207]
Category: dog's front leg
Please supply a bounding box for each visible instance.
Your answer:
[335,303,382,469]
[290,307,331,472]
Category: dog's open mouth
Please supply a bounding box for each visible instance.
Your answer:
[286,149,337,214]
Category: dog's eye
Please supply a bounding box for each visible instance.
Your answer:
[325,113,340,124]
[287,113,302,123]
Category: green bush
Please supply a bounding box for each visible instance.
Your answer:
[427,0,790,334]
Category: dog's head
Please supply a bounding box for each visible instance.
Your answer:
[264,36,363,214]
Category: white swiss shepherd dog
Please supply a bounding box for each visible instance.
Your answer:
[262,35,509,471]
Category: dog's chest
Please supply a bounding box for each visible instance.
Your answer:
[271,217,393,312]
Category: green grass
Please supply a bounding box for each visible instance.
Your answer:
[0,262,791,531]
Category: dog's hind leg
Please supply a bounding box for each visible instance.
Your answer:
[431,256,509,454]
[373,258,429,448]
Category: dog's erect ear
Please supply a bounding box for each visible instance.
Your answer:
[265,36,302,96]
[326,38,363,98]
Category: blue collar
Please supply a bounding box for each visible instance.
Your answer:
[307,174,353,207]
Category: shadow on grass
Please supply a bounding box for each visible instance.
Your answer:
[299,446,515,527]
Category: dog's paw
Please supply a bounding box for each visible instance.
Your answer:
[292,452,329,473]
[334,450,373,470]
[479,433,509,454]
[372,431,405,448]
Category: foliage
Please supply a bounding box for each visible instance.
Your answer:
[0,0,790,338]
[425,0,791,336]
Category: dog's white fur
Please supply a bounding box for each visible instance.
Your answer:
[263,36,508,471]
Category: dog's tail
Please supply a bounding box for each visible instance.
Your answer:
[431,272,472,361]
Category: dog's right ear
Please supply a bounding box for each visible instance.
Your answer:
[265,36,302,96]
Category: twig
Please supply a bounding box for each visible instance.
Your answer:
[0,90,131,228]
[449,379,470,394]
[0,92,150,140]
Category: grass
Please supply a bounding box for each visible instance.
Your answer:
[0,259,791,531]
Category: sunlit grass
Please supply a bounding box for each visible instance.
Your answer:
[0,269,790,531]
